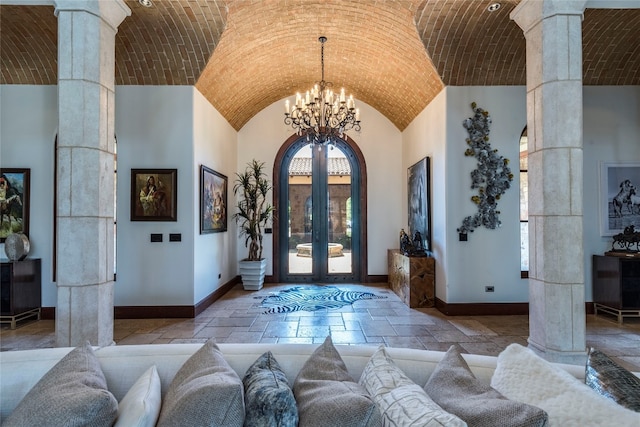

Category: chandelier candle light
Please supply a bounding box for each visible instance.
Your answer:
[284,36,361,149]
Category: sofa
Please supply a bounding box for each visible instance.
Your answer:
[1,339,639,426]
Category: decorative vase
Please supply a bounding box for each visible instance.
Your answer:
[4,233,30,261]
[239,258,267,291]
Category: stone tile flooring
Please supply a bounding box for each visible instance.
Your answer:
[2,283,640,371]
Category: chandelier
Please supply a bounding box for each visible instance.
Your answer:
[284,36,361,149]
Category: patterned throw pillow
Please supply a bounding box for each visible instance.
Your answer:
[359,345,466,427]
[156,338,245,427]
[293,336,382,427]
[3,341,118,427]
[243,351,298,427]
[585,347,640,412]
[424,345,548,427]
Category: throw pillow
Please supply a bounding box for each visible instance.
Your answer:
[359,345,466,427]
[585,347,640,412]
[491,343,640,426]
[156,338,244,427]
[293,336,382,427]
[424,345,548,427]
[243,351,298,427]
[3,341,118,427]
[114,365,162,427]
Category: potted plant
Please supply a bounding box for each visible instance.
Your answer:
[233,159,275,290]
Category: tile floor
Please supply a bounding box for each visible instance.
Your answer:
[2,283,640,371]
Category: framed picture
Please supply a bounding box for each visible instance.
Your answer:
[600,162,640,236]
[0,168,30,242]
[131,169,177,221]
[200,165,228,233]
[408,157,431,251]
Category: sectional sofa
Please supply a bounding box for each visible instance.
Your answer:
[1,339,638,426]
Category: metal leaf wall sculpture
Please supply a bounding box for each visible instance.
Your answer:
[457,102,513,237]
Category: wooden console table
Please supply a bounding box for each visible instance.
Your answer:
[387,249,435,308]
[592,254,640,323]
[1,258,41,329]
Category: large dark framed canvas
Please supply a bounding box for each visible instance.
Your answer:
[131,169,177,221]
[408,157,431,251]
[0,168,30,242]
[200,165,228,234]
[600,162,640,236]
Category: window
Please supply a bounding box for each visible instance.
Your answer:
[519,127,528,277]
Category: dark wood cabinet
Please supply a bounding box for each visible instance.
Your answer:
[592,254,640,323]
[1,258,41,328]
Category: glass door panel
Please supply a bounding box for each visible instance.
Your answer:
[287,145,313,275]
[328,147,352,274]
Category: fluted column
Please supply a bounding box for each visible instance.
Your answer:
[511,0,587,364]
[54,0,130,347]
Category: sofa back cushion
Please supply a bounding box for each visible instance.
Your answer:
[156,339,245,427]
[293,336,382,427]
[3,342,118,427]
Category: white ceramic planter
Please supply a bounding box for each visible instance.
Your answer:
[239,258,267,290]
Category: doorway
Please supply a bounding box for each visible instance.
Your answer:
[274,135,367,283]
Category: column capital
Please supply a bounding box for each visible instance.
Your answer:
[511,0,588,33]
[54,0,130,30]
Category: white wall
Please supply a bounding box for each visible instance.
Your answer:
[192,89,238,303]
[402,90,448,300]
[0,86,58,306]
[237,98,403,276]
[582,86,640,300]
[3,84,637,308]
[115,86,196,305]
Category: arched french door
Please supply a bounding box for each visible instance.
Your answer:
[273,135,367,283]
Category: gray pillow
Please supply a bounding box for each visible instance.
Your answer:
[243,351,298,427]
[3,341,118,427]
[293,336,382,427]
[586,347,640,412]
[424,345,548,427]
[156,338,244,427]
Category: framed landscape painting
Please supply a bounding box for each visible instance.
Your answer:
[131,169,177,221]
[200,165,227,233]
[408,157,431,251]
[0,168,30,242]
[600,162,640,236]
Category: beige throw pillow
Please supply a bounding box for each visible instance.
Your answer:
[156,339,245,427]
[293,336,382,427]
[3,341,118,427]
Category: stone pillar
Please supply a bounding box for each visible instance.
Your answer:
[54,0,130,347]
[511,0,587,364]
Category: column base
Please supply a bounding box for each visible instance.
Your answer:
[527,338,587,365]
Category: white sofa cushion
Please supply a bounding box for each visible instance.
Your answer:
[2,342,118,427]
[114,365,162,427]
[359,345,466,427]
[491,344,640,427]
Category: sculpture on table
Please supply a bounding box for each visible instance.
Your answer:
[399,228,428,257]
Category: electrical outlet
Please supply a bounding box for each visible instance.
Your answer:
[485,286,494,292]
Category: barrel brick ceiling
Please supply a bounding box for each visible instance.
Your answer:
[1,0,639,131]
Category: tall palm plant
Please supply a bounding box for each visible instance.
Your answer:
[233,159,275,261]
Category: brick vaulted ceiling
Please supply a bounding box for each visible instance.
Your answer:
[1,1,639,131]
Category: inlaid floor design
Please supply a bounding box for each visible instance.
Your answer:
[2,283,639,371]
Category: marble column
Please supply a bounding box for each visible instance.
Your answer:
[54,0,130,347]
[511,0,587,364]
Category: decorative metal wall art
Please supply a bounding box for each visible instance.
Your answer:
[457,102,513,237]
